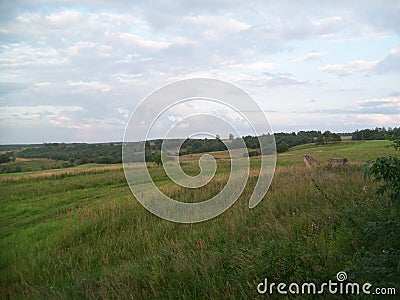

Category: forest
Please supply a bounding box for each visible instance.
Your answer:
[352,127,400,140]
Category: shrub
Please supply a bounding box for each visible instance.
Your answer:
[363,137,400,202]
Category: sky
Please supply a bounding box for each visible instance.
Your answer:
[0,0,399,143]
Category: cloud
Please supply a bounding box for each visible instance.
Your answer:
[237,72,306,88]
[320,45,400,76]
[354,114,400,126]
[238,76,306,88]
[0,82,28,94]
[68,81,112,92]
[312,97,400,115]
[293,51,328,62]
[357,97,400,114]
[181,15,251,35]
[0,105,84,120]
[225,61,277,72]
[320,60,378,76]
[375,46,400,74]
[0,1,399,142]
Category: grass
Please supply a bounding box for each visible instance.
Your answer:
[0,158,70,174]
[277,140,395,166]
[179,140,396,167]
[0,140,399,299]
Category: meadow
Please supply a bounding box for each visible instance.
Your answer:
[1,140,399,299]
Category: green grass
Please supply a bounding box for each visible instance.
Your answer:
[277,140,395,166]
[0,158,70,174]
[1,141,399,299]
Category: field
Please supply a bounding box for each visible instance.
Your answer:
[1,140,399,299]
[0,158,70,174]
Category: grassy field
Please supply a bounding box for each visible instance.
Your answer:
[277,140,394,167]
[1,140,399,299]
[0,157,70,174]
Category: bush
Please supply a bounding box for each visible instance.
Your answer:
[245,150,260,157]
[0,154,11,164]
[276,141,289,153]
[363,137,400,202]
[153,152,162,165]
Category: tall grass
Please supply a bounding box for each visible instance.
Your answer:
[1,141,398,299]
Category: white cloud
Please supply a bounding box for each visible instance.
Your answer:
[293,51,328,62]
[0,105,84,120]
[116,32,171,50]
[320,60,378,76]
[320,45,400,76]
[118,108,129,118]
[34,82,51,87]
[225,61,277,72]
[375,45,400,73]
[68,81,112,92]
[354,114,400,126]
[358,97,400,113]
[182,15,251,36]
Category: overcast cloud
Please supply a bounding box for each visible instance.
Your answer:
[0,0,399,143]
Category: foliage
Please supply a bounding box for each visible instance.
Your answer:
[315,135,325,145]
[179,137,227,155]
[363,137,400,202]
[246,150,260,157]
[153,152,162,165]
[276,141,289,153]
[352,126,400,141]
[322,130,341,143]
[0,144,39,152]
[17,143,122,165]
[0,154,12,164]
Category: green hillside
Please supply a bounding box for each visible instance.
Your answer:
[1,141,398,299]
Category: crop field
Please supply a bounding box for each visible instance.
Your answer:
[1,140,399,299]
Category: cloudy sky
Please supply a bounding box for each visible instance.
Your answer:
[1,0,399,143]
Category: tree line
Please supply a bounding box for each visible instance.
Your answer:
[352,127,400,140]
[2,127,398,167]
[16,143,123,165]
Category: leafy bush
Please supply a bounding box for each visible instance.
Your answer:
[153,152,162,165]
[0,154,11,164]
[276,141,289,153]
[363,137,400,202]
[246,150,260,157]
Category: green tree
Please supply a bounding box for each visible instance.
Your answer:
[331,133,341,142]
[277,141,289,153]
[153,152,162,165]
[322,130,332,144]
[363,136,400,202]
[315,135,325,145]
[0,154,11,164]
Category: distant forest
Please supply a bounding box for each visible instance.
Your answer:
[352,127,400,140]
[0,127,398,167]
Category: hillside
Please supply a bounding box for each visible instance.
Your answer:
[1,140,398,298]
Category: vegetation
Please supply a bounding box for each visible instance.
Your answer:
[0,127,395,173]
[0,152,14,164]
[363,137,400,202]
[0,158,70,174]
[16,143,122,165]
[1,140,399,299]
[352,127,400,140]
[153,152,163,165]
[179,137,227,155]
[358,137,400,292]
